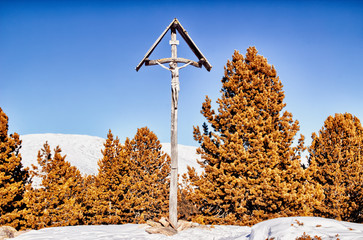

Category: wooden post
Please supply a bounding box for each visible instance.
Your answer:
[169,26,178,228]
[135,19,211,230]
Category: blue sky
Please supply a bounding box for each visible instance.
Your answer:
[1,0,362,149]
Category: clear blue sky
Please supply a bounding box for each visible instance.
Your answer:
[1,0,362,148]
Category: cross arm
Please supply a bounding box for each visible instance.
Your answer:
[145,58,202,68]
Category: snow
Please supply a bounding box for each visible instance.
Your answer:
[12,224,250,240]
[20,134,105,176]
[19,134,202,178]
[249,217,363,240]
[160,143,203,175]
[12,217,363,240]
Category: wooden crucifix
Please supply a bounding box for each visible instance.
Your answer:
[136,18,211,228]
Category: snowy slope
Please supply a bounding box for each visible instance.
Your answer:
[19,134,202,177]
[20,134,105,176]
[161,143,202,175]
[12,217,363,240]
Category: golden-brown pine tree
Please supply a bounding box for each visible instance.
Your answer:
[184,47,322,225]
[0,107,29,229]
[79,174,98,225]
[89,130,130,225]
[90,128,170,224]
[22,143,85,229]
[308,113,363,222]
[121,127,170,223]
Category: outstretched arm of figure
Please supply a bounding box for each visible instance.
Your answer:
[177,61,193,70]
[156,61,170,71]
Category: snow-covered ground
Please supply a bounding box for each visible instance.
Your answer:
[19,133,202,177]
[12,217,363,240]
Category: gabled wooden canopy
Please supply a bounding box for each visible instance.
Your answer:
[135,18,212,72]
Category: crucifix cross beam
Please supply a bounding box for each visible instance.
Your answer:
[145,57,203,68]
[135,18,211,229]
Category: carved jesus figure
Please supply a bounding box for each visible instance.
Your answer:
[156,61,192,107]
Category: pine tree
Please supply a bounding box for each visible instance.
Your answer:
[184,47,322,225]
[80,174,98,225]
[22,143,85,229]
[121,127,170,223]
[0,107,29,229]
[308,113,363,222]
[91,128,170,224]
[89,130,130,224]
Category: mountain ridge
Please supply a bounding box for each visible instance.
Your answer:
[19,133,202,177]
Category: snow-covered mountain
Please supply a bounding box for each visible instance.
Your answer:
[19,133,202,177]
[20,134,105,176]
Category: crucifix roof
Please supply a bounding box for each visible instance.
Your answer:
[135,18,212,72]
